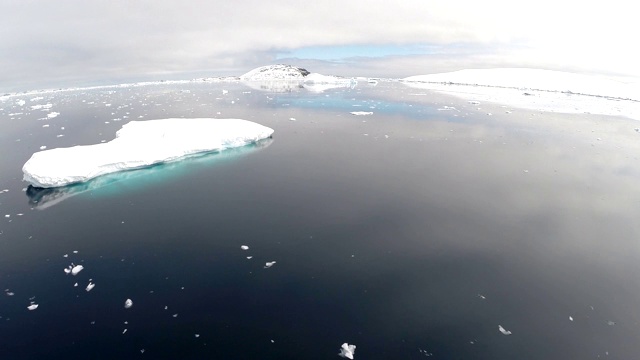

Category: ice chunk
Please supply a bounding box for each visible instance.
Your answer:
[124,299,133,309]
[241,245,249,250]
[27,304,38,311]
[498,325,512,335]
[339,343,356,359]
[264,261,276,268]
[22,118,274,188]
[86,282,95,292]
[350,111,373,116]
[64,264,84,275]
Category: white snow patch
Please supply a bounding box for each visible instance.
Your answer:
[339,343,356,359]
[22,118,274,188]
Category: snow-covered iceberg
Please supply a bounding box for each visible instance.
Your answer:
[22,118,274,188]
[403,68,640,120]
[240,64,356,92]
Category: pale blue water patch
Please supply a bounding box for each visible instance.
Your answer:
[268,85,463,122]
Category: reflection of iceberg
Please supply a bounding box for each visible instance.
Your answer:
[23,118,274,188]
[26,138,273,209]
[241,80,305,93]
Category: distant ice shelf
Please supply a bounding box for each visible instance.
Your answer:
[22,118,274,188]
[403,68,640,120]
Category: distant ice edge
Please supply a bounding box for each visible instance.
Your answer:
[22,118,274,188]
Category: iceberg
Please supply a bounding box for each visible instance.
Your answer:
[22,118,274,188]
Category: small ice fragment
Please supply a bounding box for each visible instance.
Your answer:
[6,291,14,296]
[569,316,574,321]
[27,304,39,311]
[195,334,200,338]
[71,265,84,275]
[339,343,356,359]
[271,339,275,343]
[4,215,9,218]
[164,306,168,310]
[498,325,512,335]
[172,313,178,317]
[350,111,372,116]
[124,299,133,309]
[607,320,616,326]
[240,245,249,250]
[384,135,389,139]
[477,294,486,299]
[74,283,78,287]
[222,90,228,95]
[86,282,95,292]
[64,267,71,274]
[47,112,60,119]
[63,254,68,257]
[247,256,253,259]
[469,101,481,105]
[122,329,127,334]
[140,349,145,354]
[289,118,296,121]
[39,146,47,150]
[73,250,78,253]
[264,261,276,268]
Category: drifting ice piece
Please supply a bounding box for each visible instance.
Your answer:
[124,299,133,309]
[498,325,512,335]
[339,343,356,359]
[22,118,274,188]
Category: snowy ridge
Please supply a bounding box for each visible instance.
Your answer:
[22,118,274,188]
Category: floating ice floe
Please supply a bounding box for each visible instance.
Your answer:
[85,282,95,292]
[124,299,133,309]
[64,264,84,275]
[350,111,373,116]
[240,245,249,250]
[339,343,356,359]
[22,118,274,188]
[498,325,512,335]
[27,304,38,311]
[264,261,276,268]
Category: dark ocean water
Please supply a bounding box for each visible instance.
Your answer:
[2,81,640,359]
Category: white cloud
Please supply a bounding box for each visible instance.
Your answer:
[1,0,637,91]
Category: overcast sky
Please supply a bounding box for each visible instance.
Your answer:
[1,0,637,92]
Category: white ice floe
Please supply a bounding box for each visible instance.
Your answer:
[27,304,38,311]
[241,245,249,250]
[22,118,274,188]
[264,261,276,268]
[350,111,373,116]
[339,343,356,359]
[498,325,512,335]
[124,299,133,309]
[403,68,640,120]
[64,264,84,275]
[85,282,95,292]
[47,112,60,119]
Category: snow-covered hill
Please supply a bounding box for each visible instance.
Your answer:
[239,64,356,92]
[240,64,310,81]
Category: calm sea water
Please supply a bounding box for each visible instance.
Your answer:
[2,81,640,359]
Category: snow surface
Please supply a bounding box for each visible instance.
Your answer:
[403,68,640,120]
[22,118,274,188]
